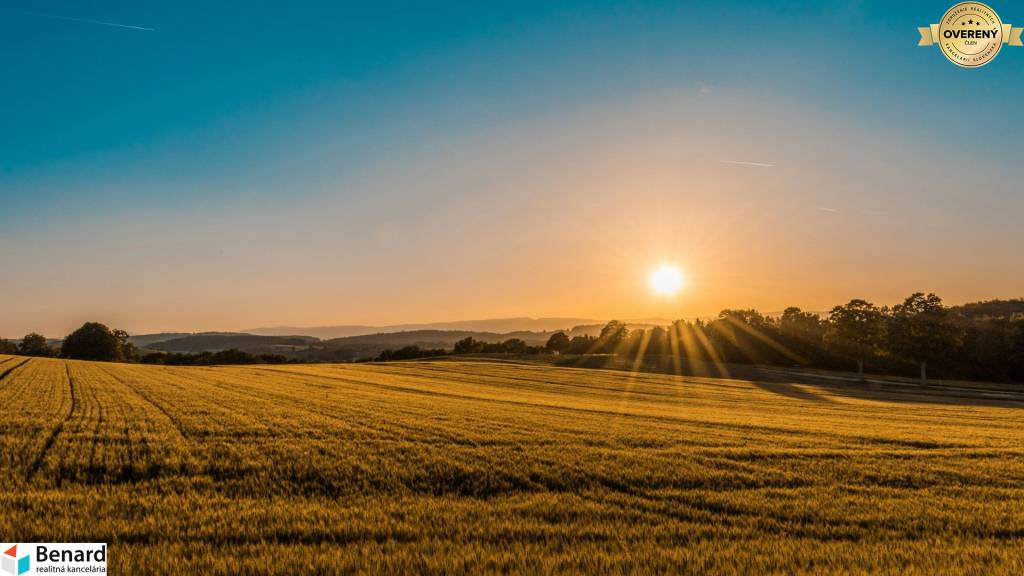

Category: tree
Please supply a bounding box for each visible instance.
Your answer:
[707,309,783,365]
[645,326,669,356]
[19,333,52,357]
[500,338,528,354]
[0,339,19,355]
[544,332,570,353]
[374,346,446,361]
[453,337,481,354]
[597,321,629,353]
[779,307,824,341]
[888,293,960,382]
[565,335,596,354]
[825,299,885,379]
[778,307,827,365]
[668,319,720,363]
[61,322,124,361]
[113,329,139,362]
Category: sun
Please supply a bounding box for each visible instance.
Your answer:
[649,264,685,296]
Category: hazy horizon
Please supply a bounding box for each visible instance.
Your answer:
[9,292,1023,339]
[4,2,1024,337]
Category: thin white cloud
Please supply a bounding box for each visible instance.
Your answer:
[17,11,154,31]
[816,206,839,213]
[719,159,775,168]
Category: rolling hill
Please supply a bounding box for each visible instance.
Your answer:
[127,332,194,348]
[287,329,558,362]
[145,333,319,353]
[244,317,602,339]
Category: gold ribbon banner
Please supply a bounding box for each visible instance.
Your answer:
[919,23,1024,46]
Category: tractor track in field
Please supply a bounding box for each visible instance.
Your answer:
[86,382,108,482]
[164,366,400,441]
[100,367,190,441]
[253,366,959,449]
[26,363,78,481]
[0,358,31,384]
[192,369,373,432]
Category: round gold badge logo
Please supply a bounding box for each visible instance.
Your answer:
[937,2,1004,67]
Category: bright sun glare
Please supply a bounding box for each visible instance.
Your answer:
[649,264,685,296]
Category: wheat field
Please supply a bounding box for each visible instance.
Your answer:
[1,354,1022,574]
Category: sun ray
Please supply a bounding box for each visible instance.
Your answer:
[721,316,806,365]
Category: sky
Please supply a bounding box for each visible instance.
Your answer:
[2,1,1023,336]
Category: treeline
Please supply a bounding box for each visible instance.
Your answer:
[371,337,546,361]
[373,294,1024,383]
[0,322,139,361]
[543,293,1024,382]
[140,350,292,366]
[0,322,292,366]
[5,294,1023,382]
[373,346,448,361]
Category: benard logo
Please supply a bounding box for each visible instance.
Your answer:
[0,544,107,575]
[1,546,29,576]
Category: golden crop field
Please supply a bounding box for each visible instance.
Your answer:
[1,354,1023,574]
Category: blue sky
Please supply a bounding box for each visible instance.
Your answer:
[2,1,1023,335]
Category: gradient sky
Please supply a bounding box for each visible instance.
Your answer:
[3,1,1024,337]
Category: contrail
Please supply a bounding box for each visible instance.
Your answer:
[719,160,775,168]
[17,10,154,31]
[816,206,839,213]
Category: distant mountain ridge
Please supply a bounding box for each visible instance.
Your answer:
[134,328,560,360]
[128,317,684,352]
[244,317,603,340]
[285,329,556,362]
[128,333,192,348]
[324,330,550,346]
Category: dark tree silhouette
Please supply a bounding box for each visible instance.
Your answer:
[707,310,787,365]
[18,333,52,357]
[453,337,481,354]
[778,307,829,365]
[113,329,139,362]
[597,321,629,353]
[565,335,596,354]
[0,339,17,354]
[61,322,124,361]
[501,338,528,354]
[544,332,570,353]
[646,326,669,356]
[888,293,960,382]
[825,300,885,379]
[375,346,446,361]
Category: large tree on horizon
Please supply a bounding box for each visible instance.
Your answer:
[544,332,570,353]
[61,322,128,362]
[826,299,886,380]
[597,321,629,353]
[18,333,52,357]
[888,293,960,382]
